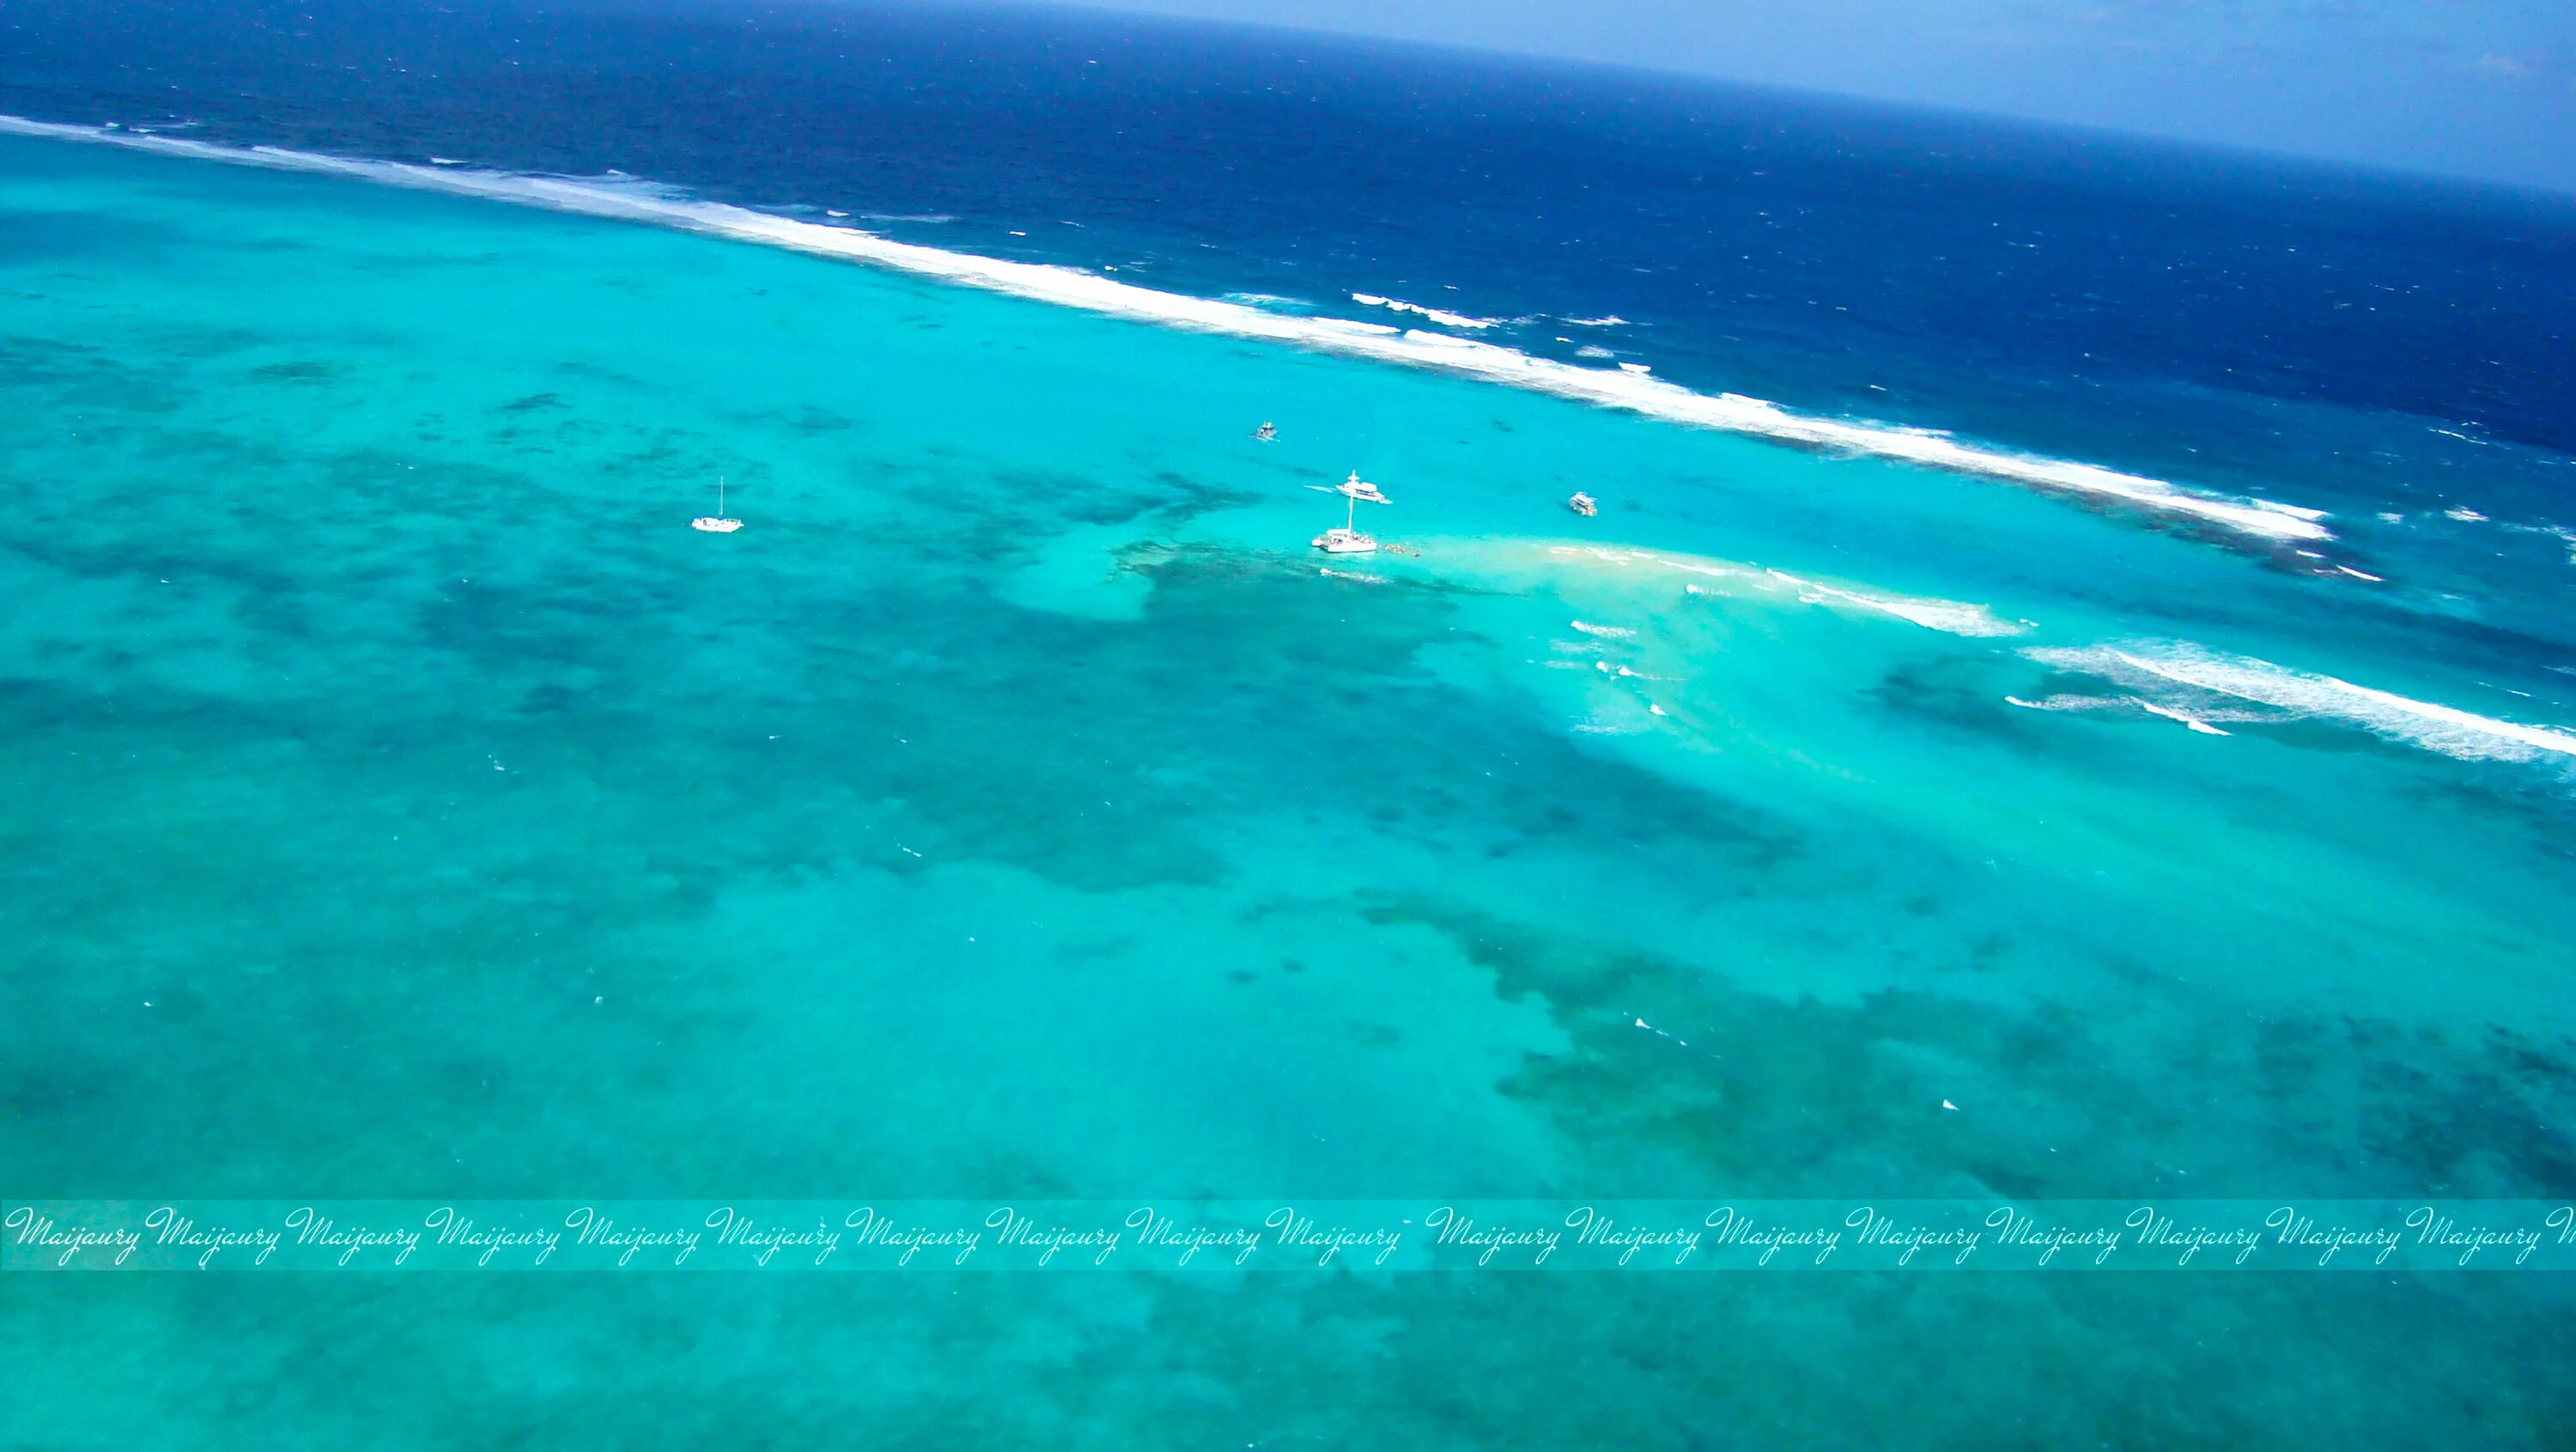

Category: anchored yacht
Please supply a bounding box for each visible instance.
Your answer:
[691,476,743,533]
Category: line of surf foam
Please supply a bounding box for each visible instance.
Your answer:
[2027,641,2576,764]
[0,115,2331,545]
[2007,693,2230,734]
[1349,293,1500,330]
[1760,568,2029,637]
[1532,544,2027,639]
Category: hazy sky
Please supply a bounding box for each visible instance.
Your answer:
[1043,1,2575,191]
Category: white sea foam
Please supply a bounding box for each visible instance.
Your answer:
[1540,543,2025,641]
[2005,694,2107,713]
[2445,507,2488,523]
[1562,315,1628,327]
[2136,701,2231,736]
[2498,522,2576,564]
[2026,642,2576,764]
[2005,694,2210,730]
[1761,569,2026,637]
[1348,292,1499,330]
[0,114,2336,545]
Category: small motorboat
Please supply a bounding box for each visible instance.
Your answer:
[1568,491,1598,517]
[1253,422,1279,442]
[692,476,744,533]
[1312,527,1378,555]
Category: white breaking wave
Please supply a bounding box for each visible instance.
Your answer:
[1542,544,2025,640]
[2006,693,2228,735]
[2026,642,2576,764]
[1348,292,1500,330]
[2136,701,2232,736]
[0,114,2333,545]
[1760,568,2026,637]
[1561,315,1628,327]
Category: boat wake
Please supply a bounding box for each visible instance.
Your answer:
[2,113,2333,550]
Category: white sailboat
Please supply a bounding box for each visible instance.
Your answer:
[1314,471,1388,553]
[691,476,743,533]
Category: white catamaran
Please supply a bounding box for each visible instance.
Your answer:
[1314,471,1389,553]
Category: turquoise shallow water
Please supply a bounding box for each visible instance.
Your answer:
[5,135,2576,1444]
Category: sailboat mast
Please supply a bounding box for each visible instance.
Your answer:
[719,476,726,517]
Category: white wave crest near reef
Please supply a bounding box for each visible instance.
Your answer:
[2026,642,2576,765]
[0,115,2336,548]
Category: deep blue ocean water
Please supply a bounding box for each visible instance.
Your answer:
[5,2,2576,1446]
[9,0,2575,457]
[11,0,2573,660]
